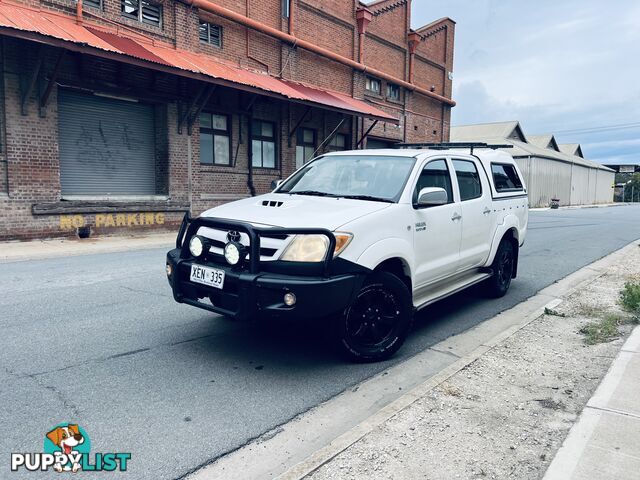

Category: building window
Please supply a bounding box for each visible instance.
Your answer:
[200,112,231,165]
[82,0,102,8]
[121,0,162,27]
[327,133,349,152]
[386,83,400,101]
[199,22,222,47]
[252,120,277,168]
[365,77,381,94]
[282,0,290,18]
[296,128,316,166]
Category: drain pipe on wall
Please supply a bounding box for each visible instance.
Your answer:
[179,0,456,107]
[246,112,256,197]
[76,0,83,25]
[288,0,295,35]
[187,135,193,213]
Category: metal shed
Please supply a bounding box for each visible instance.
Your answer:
[451,122,615,208]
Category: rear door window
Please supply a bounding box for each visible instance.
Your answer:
[452,159,482,201]
[491,164,523,192]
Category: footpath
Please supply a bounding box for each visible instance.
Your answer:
[299,243,640,480]
[0,232,175,262]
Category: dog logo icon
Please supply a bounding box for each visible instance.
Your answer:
[44,424,89,473]
[11,423,130,473]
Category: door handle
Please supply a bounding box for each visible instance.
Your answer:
[451,212,462,221]
[483,207,491,215]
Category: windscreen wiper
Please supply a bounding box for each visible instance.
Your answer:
[288,190,334,197]
[339,195,393,203]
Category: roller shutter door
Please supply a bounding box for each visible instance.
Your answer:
[58,89,156,195]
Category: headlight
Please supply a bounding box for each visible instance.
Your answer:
[280,235,329,262]
[280,233,353,262]
[189,236,205,257]
[224,242,241,265]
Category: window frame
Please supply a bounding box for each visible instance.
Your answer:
[491,162,524,193]
[452,159,483,202]
[365,76,381,95]
[282,0,290,18]
[121,0,163,28]
[199,21,222,48]
[326,133,349,152]
[199,112,232,166]
[251,119,278,169]
[386,83,401,101]
[412,158,455,209]
[82,0,102,9]
[296,127,317,165]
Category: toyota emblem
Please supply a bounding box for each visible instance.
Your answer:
[227,230,242,243]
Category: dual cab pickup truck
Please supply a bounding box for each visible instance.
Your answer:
[166,145,528,361]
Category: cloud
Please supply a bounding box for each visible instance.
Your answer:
[411,0,640,164]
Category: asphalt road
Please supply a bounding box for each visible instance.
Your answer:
[3,205,640,479]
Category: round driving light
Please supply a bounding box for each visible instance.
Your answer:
[189,236,204,257]
[166,263,173,276]
[224,242,240,265]
[284,292,296,306]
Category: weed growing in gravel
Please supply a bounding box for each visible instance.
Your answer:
[544,307,566,317]
[579,311,637,345]
[620,282,640,314]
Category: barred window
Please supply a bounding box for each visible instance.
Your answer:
[366,77,381,94]
[387,83,400,101]
[199,22,222,47]
[121,0,162,27]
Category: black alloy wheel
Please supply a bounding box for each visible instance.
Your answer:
[486,238,515,298]
[336,271,413,362]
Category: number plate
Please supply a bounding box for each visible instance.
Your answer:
[190,264,225,290]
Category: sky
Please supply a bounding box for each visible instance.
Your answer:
[411,0,640,165]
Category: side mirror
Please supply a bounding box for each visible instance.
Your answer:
[417,187,448,207]
[271,179,283,191]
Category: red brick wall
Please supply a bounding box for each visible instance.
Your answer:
[0,0,455,240]
[367,0,409,48]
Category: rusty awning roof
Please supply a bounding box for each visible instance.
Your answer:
[0,1,397,123]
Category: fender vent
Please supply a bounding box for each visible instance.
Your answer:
[261,200,283,207]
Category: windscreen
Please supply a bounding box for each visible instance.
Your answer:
[277,155,416,202]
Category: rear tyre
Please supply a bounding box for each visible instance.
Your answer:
[334,271,413,362]
[486,238,515,298]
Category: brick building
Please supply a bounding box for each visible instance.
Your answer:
[0,0,455,240]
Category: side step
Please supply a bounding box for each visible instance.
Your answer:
[413,271,491,311]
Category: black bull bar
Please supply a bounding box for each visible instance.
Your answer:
[176,212,337,275]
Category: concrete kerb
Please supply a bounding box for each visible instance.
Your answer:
[530,203,629,212]
[273,240,640,480]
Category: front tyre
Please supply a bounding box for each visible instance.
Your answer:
[486,238,515,298]
[335,271,413,362]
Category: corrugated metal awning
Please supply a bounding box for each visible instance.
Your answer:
[0,1,397,123]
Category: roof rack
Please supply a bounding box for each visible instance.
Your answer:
[394,142,513,155]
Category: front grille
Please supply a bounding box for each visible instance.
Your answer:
[197,225,291,261]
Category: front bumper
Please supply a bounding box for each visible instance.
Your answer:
[166,214,369,320]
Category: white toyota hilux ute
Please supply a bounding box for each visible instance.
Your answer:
[166,145,528,362]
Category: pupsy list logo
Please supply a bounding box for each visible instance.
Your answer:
[11,423,131,473]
